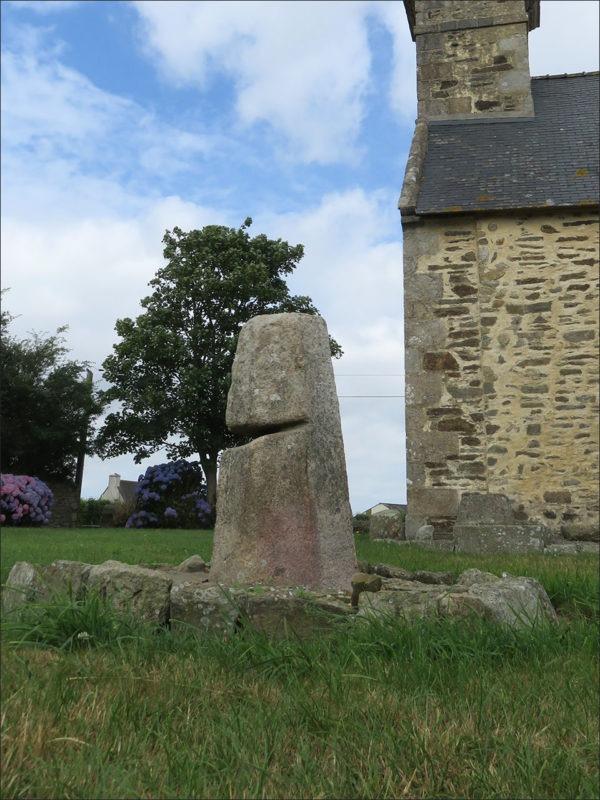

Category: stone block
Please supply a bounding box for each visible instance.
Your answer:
[408,487,459,518]
[456,492,514,525]
[2,560,91,615]
[454,523,550,554]
[87,561,172,625]
[405,373,444,407]
[560,523,599,543]
[407,431,459,462]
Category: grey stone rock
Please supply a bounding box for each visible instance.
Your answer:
[411,569,454,585]
[170,583,243,636]
[211,313,356,591]
[370,563,453,585]
[440,572,558,628]
[358,580,446,621]
[3,562,45,614]
[415,524,434,541]
[561,524,599,543]
[178,555,209,573]
[545,541,599,556]
[170,583,352,639]
[241,590,352,638]
[454,523,550,554]
[2,560,90,614]
[370,563,413,580]
[544,543,580,556]
[577,542,600,555]
[360,569,557,629]
[87,561,171,625]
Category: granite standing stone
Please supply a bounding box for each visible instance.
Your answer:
[210,313,357,591]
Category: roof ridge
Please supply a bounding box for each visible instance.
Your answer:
[532,71,599,80]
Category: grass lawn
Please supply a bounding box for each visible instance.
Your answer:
[1,527,599,799]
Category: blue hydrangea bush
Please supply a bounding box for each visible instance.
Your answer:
[126,459,211,529]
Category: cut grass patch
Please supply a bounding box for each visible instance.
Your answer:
[1,527,598,799]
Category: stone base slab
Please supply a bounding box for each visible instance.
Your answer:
[2,557,563,634]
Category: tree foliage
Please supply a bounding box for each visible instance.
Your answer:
[96,219,341,507]
[0,303,103,482]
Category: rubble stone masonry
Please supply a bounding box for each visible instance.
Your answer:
[403,210,599,538]
[414,0,535,120]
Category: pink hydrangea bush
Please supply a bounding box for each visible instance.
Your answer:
[0,474,54,525]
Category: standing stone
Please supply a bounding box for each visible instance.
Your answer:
[210,313,357,591]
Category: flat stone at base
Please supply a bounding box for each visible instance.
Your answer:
[454,523,550,554]
[170,583,243,636]
[170,582,353,639]
[359,568,557,629]
[2,560,91,615]
[87,561,172,625]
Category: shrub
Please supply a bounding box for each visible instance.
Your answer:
[78,498,112,526]
[0,474,53,526]
[110,499,136,528]
[352,512,370,535]
[126,459,211,529]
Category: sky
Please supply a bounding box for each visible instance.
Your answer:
[1,0,599,513]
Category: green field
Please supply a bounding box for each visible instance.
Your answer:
[1,528,599,799]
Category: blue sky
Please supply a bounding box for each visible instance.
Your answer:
[2,0,599,511]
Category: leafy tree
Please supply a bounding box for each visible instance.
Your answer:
[0,303,103,482]
[96,219,341,510]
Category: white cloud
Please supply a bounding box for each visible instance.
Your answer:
[1,23,216,217]
[2,186,406,509]
[530,1,599,75]
[132,0,411,163]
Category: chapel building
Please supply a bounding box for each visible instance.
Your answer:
[400,0,599,541]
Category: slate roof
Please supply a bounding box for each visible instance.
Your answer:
[415,73,599,216]
[118,480,138,505]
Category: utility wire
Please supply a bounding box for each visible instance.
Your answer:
[334,374,404,377]
[338,394,405,398]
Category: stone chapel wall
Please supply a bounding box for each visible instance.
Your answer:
[404,209,599,539]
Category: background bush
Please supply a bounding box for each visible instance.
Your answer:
[78,498,113,526]
[352,512,370,535]
[126,459,211,529]
[0,474,53,526]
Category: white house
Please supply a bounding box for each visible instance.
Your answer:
[364,502,407,517]
[99,473,138,505]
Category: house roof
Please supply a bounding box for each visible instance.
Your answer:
[367,502,407,513]
[415,73,599,216]
[118,480,138,505]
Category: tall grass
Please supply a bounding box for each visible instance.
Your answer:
[1,527,598,799]
[2,594,598,799]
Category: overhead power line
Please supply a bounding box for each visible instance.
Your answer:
[338,394,405,398]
